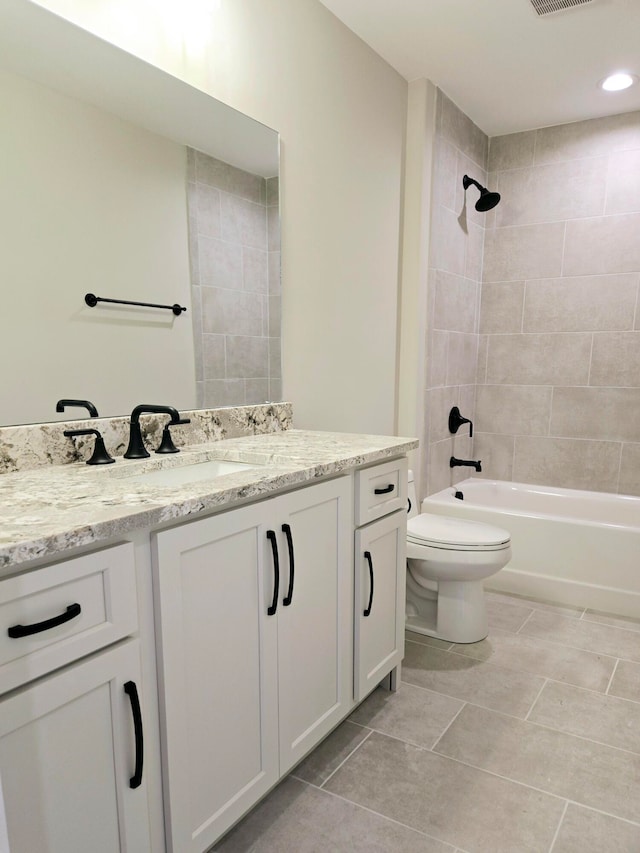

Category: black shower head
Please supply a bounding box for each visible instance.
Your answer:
[462,174,501,212]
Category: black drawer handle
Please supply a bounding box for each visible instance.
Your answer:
[124,681,144,789]
[8,602,82,638]
[374,484,395,495]
[266,530,280,616]
[282,523,295,607]
[363,551,374,617]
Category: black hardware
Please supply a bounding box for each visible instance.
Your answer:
[56,399,99,418]
[454,490,464,500]
[155,418,191,454]
[363,551,374,617]
[407,497,412,514]
[448,406,473,438]
[85,292,186,317]
[64,428,115,465]
[450,456,482,473]
[124,681,144,789]
[374,484,395,495]
[462,175,501,213]
[124,404,183,459]
[282,523,295,607]
[266,530,280,616]
[8,602,81,638]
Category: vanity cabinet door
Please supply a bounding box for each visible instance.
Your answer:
[0,639,150,853]
[152,503,279,853]
[275,476,352,774]
[354,509,406,701]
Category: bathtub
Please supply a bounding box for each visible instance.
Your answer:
[422,479,640,618]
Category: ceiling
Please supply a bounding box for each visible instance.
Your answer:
[318,0,640,136]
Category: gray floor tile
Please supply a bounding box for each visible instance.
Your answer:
[324,731,565,853]
[435,704,640,822]
[405,630,453,650]
[403,639,545,718]
[528,680,640,753]
[485,596,535,632]
[292,720,370,786]
[519,609,640,662]
[214,776,455,852]
[552,803,640,853]
[583,609,640,633]
[451,626,616,692]
[608,659,640,703]
[349,683,464,749]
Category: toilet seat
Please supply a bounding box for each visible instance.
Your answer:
[407,513,510,552]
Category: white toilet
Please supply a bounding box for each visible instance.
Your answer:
[405,471,511,643]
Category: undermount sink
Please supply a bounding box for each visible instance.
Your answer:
[122,459,261,488]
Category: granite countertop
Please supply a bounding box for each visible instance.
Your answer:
[0,430,417,571]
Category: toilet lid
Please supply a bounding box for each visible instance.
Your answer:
[407,513,510,547]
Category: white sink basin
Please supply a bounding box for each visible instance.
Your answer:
[123,459,260,488]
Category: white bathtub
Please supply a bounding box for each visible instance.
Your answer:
[423,479,640,618]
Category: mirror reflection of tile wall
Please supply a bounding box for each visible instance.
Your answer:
[187,149,281,407]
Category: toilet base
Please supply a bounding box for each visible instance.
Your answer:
[406,578,488,644]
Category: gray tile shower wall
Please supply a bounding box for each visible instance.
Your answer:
[477,110,640,495]
[423,92,488,496]
[187,149,281,408]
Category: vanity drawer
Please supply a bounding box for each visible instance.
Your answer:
[355,458,408,526]
[0,542,138,693]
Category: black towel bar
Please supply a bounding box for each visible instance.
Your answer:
[85,292,186,316]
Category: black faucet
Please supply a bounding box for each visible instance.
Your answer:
[124,404,187,459]
[450,456,482,473]
[56,399,99,418]
[64,428,114,465]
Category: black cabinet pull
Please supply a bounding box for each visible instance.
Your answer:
[374,484,395,495]
[363,551,374,617]
[8,603,82,638]
[266,530,280,616]
[282,523,295,607]
[124,680,144,789]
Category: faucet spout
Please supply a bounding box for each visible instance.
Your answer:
[125,404,183,459]
[450,456,482,473]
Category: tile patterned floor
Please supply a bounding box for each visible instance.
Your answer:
[214,591,640,852]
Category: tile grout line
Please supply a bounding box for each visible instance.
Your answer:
[547,800,570,853]
[525,677,549,721]
[605,657,621,695]
[316,728,374,789]
[430,701,468,753]
[516,609,537,634]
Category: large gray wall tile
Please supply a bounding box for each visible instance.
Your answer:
[488,131,536,172]
[534,111,640,164]
[495,157,607,228]
[513,436,621,492]
[226,336,269,379]
[433,271,477,333]
[523,274,639,332]
[479,282,524,334]
[483,222,565,282]
[195,150,265,204]
[563,213,640,276]
[439,91,488,170]
[446,332,478,386]
[619,442,640,496]
[220,193,267,250]
[473,432,515,481]
[550,387,640,442]
[590,332,640,386]
[476,385,553,435]
[485,333,591,385]
[199,237,243,289]
[606,148,640,214]
[201,288,263,336]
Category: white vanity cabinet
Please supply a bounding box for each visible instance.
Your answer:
[0,544,151,853]
[353,458,407,701]
[152,475,352,853]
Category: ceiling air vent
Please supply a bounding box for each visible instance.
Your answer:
[530,0,594,14]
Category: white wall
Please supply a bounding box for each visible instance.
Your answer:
[0,70,195,424]
[31,0,408,435]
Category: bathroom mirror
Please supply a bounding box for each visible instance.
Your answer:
[0,0,280,426]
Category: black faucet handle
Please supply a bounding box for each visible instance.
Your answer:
[448,406,473,438]
[155,418,191,454]
[64,428,115,465]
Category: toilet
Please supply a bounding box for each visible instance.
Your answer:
[405,471,511,644]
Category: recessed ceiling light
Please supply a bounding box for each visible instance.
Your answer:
[599,72,637,92]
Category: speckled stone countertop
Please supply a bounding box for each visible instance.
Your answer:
[0,430,417,572]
